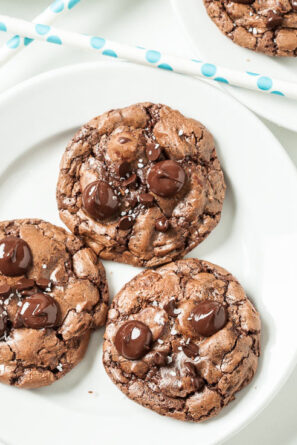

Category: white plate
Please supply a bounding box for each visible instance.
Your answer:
[0,61,296,445]
[171,0,297,131]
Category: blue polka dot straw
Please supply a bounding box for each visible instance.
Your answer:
[0,0,82,65]
[0,13,296,100]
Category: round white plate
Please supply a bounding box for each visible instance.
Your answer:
[171,0,297,131]
[0,61,296,445]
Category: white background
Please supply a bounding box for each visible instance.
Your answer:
[0,1,296,444]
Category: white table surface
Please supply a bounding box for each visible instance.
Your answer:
[0,1,296,444]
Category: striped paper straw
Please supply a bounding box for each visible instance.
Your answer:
[0,14,296,100]
[0,0,81,65]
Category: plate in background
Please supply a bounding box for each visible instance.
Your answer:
[171,0,297,131]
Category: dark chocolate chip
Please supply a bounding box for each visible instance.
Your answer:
[17,293,59,329]
[267,10,283,29]
[0,236,32,277]
[139,193,154,207]
[182,342,199,358]
[117,161,131,178]
[114,320,152,360]
[147,160,186,197]
[155,217,169,232]
[15,278,35,291]
[21,289,37,297]
[118,216,134,230]
[183,361,204,390]
[190,301,228,337]
[146,143,161,162]
[122,173,137,187]
[82,181,119,220]
[163,299,177,317]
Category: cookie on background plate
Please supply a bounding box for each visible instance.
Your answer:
[0,219,109,388]
[57,102,225,268]
[203,0,297,57]
[103,258,261,422]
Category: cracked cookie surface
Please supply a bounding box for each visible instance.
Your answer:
[103,258,261,421]
[0,219,109,388]
[204,0,297,56]
[57,103,225,268]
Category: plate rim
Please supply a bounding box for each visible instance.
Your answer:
[170,0,297,132]
[0,60,296,445]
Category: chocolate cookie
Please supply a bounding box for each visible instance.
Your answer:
[57,103,225,268]
[103,258,260,421]
[203,0,297,56]
[0,219,109,388]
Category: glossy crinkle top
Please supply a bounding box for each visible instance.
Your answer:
[0,219,109,389]
[57,103,226,267]
[103,258,261,422]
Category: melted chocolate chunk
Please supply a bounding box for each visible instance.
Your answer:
[182,342,199,358]
[0,236,32,277]
[17,293,59,329]
[139,193,154,207]
[82,181,119,220]
[190,301,228,337]
[163,299,177,317]
[155,217,169,232]
[146,143,161,161]
[267,10,283,29]
[117,161,131,178]
[118,216,134,230]
[183,362,204,390]
[122,174,137,187]
[147,160,186,197]
[115,320,152,360]
[21,288,37,297]
[15,278,35,291]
